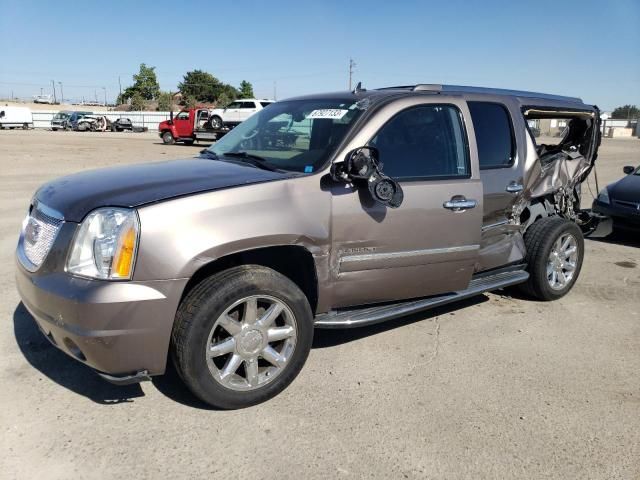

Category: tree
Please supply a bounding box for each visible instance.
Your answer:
[157,91,172,111]
[178,70,223,103]
[119,63,160,103]
[178,69,240,104]
[611,105,639,119]
[129,93,146,111]
[238,80,254,99]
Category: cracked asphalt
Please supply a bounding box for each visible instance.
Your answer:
[1,130,639,479]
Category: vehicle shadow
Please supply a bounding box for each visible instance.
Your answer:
[13,294,493,409]
[13,303,145,405]
[586,230,640,249]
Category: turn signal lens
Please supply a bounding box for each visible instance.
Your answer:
[113,225,137,278]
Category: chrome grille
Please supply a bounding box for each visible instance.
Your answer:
[20,203,64,270]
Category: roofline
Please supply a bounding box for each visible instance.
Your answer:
[376,84,584,104]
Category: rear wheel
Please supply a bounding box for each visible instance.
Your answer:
[518,217,584,301]
[162,131,175,144]
[22,123,28,130]
[171,266,313,409]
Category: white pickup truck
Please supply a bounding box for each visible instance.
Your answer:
[208,98,274,128]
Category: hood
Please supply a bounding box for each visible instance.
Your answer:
[35,158,289,222]
[609,172,640,203]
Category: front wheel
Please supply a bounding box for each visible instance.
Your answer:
[171,266,313,409]
[518,217,584,301]
[161,131,175,144]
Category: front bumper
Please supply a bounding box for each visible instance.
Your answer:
[592,199,640,231]
[15,260,188,380]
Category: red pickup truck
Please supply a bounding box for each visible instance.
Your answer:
[158,107,229,145]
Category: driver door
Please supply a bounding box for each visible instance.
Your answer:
[173,110,192,137]
[328,100,483,308]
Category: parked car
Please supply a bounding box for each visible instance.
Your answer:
[33,94,54,104]
[0,106,33,129]
[51,111,72,131]
[74,115,111,132]
[16,84,601,409]
[111,118,133,132]
[66,111,93,130]
[208,98,275,128]
[593,165,640,232]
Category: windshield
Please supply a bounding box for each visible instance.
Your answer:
[207,98,366,173]
[53,112,70,120]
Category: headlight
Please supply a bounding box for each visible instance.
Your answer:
[597,188,610,205]
[67,208,139,280]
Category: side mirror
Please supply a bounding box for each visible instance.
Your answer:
[331,147,404,208]
[623,165,635,175]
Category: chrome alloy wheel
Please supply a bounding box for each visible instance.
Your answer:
[546,233,579,290]
[205,295,297,391]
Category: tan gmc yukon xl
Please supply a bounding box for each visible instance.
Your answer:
[16,84,602,408]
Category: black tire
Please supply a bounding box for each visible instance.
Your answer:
[162,131,175,144]
[52,127,58,131]
[183,139,195,145]
[518,217,584,301]
[22,123,28,130]
[171,265,313,409]
[210,116,223,129]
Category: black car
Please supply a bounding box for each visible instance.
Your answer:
[593,165,640,232]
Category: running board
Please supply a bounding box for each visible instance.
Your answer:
[314,269,529,329]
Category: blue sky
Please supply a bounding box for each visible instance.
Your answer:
[1,0,638,110]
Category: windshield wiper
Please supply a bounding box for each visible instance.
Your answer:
[199,149,218,159]
[222,151,280,172]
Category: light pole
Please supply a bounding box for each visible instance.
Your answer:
[51,80,57,104]
[58,82,63,104]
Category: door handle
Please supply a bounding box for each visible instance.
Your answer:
[443,197,477,211]
[506,182,524,193]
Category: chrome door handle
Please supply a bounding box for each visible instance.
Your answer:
[443,197,477,211]
[506,182,524,193]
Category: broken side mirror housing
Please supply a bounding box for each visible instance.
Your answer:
[331,147,404,208]
[623,165,635,175]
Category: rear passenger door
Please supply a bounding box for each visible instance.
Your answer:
[467,101,525,271]
[238,101,258,122]
[329,99,483,308]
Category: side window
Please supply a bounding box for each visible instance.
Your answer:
[468,102,515,169]
[370,105,469,179]
[260,102,272,108]
[226,102,241,109]
[241,102,256,109]
[176,111,190,120]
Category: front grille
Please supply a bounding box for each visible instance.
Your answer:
[20,204,64,270]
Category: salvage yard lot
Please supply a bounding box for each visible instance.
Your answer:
[1,130,639,479]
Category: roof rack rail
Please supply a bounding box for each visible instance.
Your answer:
[376,84,583,104]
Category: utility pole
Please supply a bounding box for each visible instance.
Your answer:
[118,76,122,103]
[273,80,277,100]
[348,58,356,90]
[58,82,63,104]
[51,80,57,104]
[102,87,107,106]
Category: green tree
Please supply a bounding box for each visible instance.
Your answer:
[129,93,146,111]
[611,105,639,119]
[119,63,160,103]
[178,70,223,103]
[238,80,254,99]
[157,91,172,111]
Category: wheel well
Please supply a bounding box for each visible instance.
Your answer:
[180,246,319,313]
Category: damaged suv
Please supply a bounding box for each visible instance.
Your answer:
[16,84,601,408]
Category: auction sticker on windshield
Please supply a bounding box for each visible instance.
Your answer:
[306,109,349,119]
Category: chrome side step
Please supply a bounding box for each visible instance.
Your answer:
[314,269,529,329]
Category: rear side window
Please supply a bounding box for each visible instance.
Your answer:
[370,105,469,179]
[240,102,256,109]
[468,102,515,169]
[260,102,272,108]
